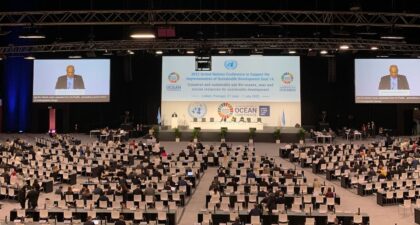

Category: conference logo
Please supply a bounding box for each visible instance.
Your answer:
[281,72,294,84]
[166,72,181,91]
[188,102,207,119]
[259,106,270,117]
[218,102,234,119]
[224,60,238,70]
[168,72,180,83]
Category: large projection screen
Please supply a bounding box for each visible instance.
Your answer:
[355,58,420,103]
[33,59,110,103]
[161,56,301,129]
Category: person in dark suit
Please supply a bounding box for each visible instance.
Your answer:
[378,65,410,90]
[249,204,262,216]
[84,216,95,225]
[26,188,39,209]
[55,65,85,89]
[18,185,27,209]
[114,215,126,225]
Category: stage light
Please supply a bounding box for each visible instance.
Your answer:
[339,45,349,50]
[370,46,378,50]
[19,29,46,39]
[68,55,82,59]
[186,50,195,54]
[127,50,135,55]
[320,50,328,55]
[130,26,156,39]
[218,50,227,54]
[376,55,388,58]
[24,55,35,60]
[380,35,405,40]
[288,50,296,54]
[155,50,163,55]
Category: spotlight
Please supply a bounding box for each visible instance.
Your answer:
[186,50,195,54]
[127,50,135,55]
[218,50,227,54]
[19,29,46,39]
[288,50,297,54]
[380,34,405,40]
[320,50,328,55]
[155,50,163,55]
[130,26,156,39]
[370,46,379,50]
[68,55,82,59]
[339,45,350,50]
[24,55,36,60]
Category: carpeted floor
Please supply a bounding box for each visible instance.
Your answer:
[0,133,417,225]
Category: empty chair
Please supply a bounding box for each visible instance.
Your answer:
[399,199,412,216]
[327,213,337,224]
[278,213,288,224]
[353,214,363,225]
[111,210,120,221]
[250,215,261,225]
[305,217,315,225]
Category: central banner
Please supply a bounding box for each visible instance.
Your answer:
[161,56,301,129]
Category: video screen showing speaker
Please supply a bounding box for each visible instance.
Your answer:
[161,56,301,128]
[355,58,420,103]
[33,59,110,102]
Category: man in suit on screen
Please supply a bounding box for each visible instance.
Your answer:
[55,65,85,89]
[378,65,410,90]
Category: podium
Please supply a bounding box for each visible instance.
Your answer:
[171,117,178,129]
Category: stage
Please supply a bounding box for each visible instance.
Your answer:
[159,126,301,143]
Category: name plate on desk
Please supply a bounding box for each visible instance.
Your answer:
[55,89,86,95]
[378,90,410,96]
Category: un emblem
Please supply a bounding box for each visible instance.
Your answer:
[224,60,238,70]
[188,103,207,119]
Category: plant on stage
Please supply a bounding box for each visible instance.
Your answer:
[298,128,306,141]
[248,128,256,140]
[220,127,228,139]
[173,128,181,138]
[192,127,201,140]
[273,128,281,141]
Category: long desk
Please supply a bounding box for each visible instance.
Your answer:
[197,210,369,225]
[205,194,340,209]
[10,208,177,225]
[188,121,264,130]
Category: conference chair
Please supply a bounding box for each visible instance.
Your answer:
[305,217,315,225]
[353,214,363,225]
[202,118,206,122]
[257,118,262,122]
[193,118,198,122]
[210,118,214,122]
[247,118,251,123]
[398,199,412,216]
[278,213,288,224]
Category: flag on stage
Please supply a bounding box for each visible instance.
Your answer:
[157,107,161,125]
[282,110,286,127]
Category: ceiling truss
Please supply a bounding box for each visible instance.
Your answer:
[1,38,420,55]
[0,10,419,28]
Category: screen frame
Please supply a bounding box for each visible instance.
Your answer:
[32,58,111,103]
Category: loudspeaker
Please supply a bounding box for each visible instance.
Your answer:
[328,57,336,83]
[123,56,133,82]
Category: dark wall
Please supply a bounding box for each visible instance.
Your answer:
[1,54,418,134]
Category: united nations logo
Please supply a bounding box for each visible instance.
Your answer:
[168,72,180,83]
[218,102,234,119]
[188,103,207,119]
[224,60,238,70]
[281,72,294,84]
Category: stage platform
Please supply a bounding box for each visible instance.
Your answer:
[159,126,301,143]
